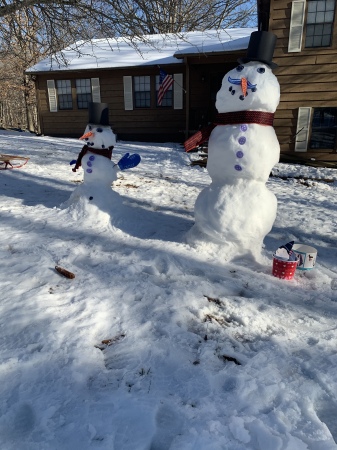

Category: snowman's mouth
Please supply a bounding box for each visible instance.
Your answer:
[228,76,257,92]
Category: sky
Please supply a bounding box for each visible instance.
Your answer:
[0,130,337,449]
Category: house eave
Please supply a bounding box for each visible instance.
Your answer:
[174,49,247,60]
[25,61,185,76]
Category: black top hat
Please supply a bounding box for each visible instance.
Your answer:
[238,31,278,69]
[88,102,110,126]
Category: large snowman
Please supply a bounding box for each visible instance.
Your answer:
[62,102,140,223]
[191,31,280,257]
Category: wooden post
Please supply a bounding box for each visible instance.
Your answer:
[184,56,190,140]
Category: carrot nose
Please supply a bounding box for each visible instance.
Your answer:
[241,78,247,96]
[79,131,94,140]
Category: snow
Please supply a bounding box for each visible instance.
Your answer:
[65,122,140,228]
[80,124,116,149]
[1,129,337,449]
[190,61,281,257]
[27,29,257,73]
[216,62,280,114]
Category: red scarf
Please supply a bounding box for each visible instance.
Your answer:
[184,111,274,152]
[72,145,114,172]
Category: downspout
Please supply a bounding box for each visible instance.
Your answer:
[258,0,271,31]
[184,56,190,140]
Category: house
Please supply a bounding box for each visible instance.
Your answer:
[258,0,337,164]
[27,4,337,164]
[26,29,256,143]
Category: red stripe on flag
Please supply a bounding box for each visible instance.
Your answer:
[158,71,174,105]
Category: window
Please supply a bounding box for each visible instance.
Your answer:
[47,78,100,112]
[156,75,173,107]
[76,79,92,109]
[123,74,183,111]
[309,107,337,149]
[56,80,72,110]
[134,76,151,108]
[305,0,336,47]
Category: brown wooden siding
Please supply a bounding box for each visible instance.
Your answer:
[36,65,186,142]
[33,11,337,163]
[188,60,241,131]
[267,0,337,160]
[35,50,248,144]
[185,51,247,133]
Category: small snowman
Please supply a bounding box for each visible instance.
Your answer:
[62,102,140,218]
[191,31,280,258]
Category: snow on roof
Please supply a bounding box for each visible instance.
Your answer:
[27,28,257,73]
[174,33,255,57]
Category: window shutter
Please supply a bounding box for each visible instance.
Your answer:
[47,80,57,112]
[91,78,101,103]
[173,73,183,110]
[288,1,306,52]
[295,107,311,152]
[123,76,133,110]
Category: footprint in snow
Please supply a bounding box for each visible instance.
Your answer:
[315,395,337,442]
[149,404,183,450]
[0,403,36,439]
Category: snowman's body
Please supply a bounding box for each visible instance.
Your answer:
[61,101,141,227]
[80,123,117,187]
[194,179,277,249]
[81,151,118,188]
[207,123,279,184]
[193,61,280,254]
[68,151,119,212]
[62,124,119,214]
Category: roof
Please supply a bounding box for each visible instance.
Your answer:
[27,28,257,73]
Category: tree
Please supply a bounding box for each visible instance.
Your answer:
[0,0,256,131]
[118,0,256,34]
[0,0,257,53]
[0,9,43,131]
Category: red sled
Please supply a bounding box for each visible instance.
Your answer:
[0,154,30,170]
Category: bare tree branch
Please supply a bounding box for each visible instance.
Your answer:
[0,0,256,132]
[0,0,257,52]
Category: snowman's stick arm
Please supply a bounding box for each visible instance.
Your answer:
[71,145,87,172]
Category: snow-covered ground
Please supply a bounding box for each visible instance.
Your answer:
[1,130,337,449]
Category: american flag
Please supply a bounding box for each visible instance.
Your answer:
[157,69,174,106]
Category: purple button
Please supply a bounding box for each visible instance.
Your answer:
[89,155,95,161]
[238,137,246,145]
[87,161,92,167]
[86,168,93,174]
[240,124,248,132]
[234,165,242,171]
[236,151,244,158]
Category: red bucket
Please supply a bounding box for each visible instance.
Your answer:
[272,255,298,280]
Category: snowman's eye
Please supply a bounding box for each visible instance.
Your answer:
[236,65,244,72]
[88,125,92,130]
[96,128,103,133]
[257,67,265,74]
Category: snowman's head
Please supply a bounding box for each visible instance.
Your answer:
[80,124,117,149]
[216,61,280,114]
